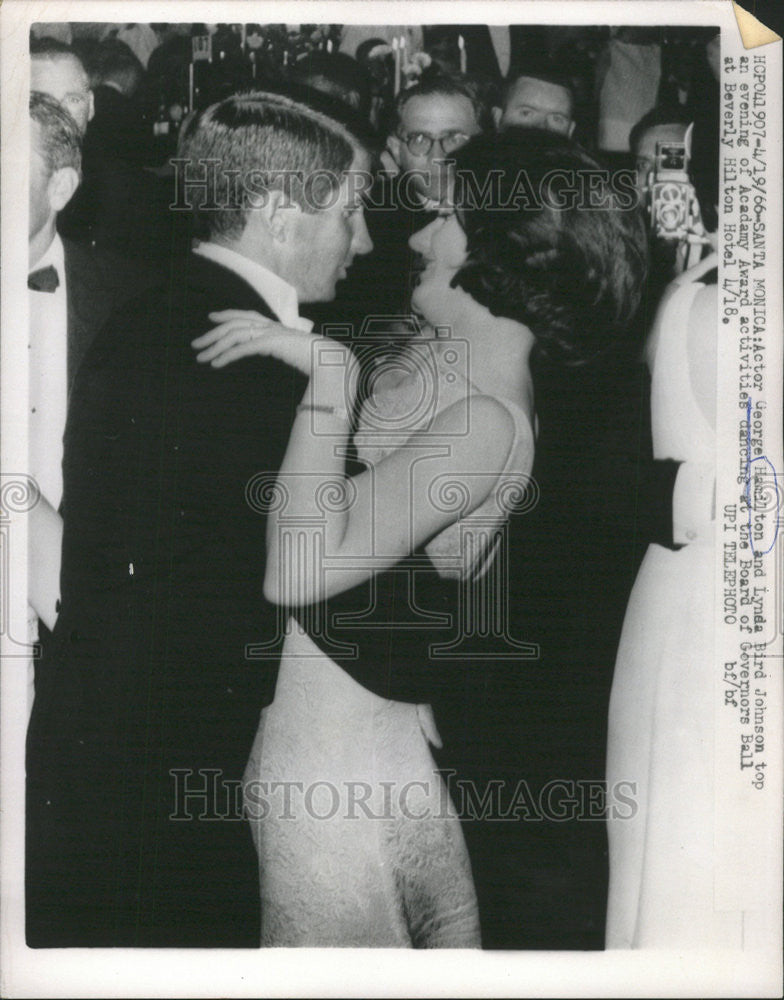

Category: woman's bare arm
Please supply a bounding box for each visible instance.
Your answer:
[265,365,516,606]
[193,310,518,606]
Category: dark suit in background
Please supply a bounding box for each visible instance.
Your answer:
[63,237,156,387]
[59,85,182,266]
[26,253,306,947]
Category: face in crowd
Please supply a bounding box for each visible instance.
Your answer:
[387,91,481,205]
[495,75,575,137]
[28,110,80,267]
[31,54,94,134]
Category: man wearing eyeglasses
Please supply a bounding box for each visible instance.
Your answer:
[304,74,491,347]
[385,74,488,208]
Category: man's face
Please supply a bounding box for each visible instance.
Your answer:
[499,77,574,136]
[634,123,688,197]
[389,93,480,203]
[286,161,374,303]
[29,124,53,244]
[31,56,94,134]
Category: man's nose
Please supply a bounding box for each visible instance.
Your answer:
[353,213,373,257]
[428,146,454,167]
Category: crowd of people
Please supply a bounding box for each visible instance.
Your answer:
[25,22,732,951]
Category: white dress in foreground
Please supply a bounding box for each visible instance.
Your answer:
[605,255,739,948]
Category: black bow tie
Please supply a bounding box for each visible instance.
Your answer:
[28,265,59,293]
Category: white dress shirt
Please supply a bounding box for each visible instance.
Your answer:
[193,241,313,332]
[28,233,68,715]
[28,233,68,511]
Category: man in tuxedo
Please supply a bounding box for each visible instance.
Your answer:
[56,38,178,263]
[26,91,372,948]
[27,92,155,661]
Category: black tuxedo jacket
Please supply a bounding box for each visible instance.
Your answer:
[63,237,156,389]
[27,252,306,947]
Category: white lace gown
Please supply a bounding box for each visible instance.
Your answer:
[243,342,535,947]
[605,255,740,948]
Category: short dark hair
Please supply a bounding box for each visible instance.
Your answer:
[628,105,692,155]
[391,71,493,135]
[86,39,145,95]
[290,51,373,122]
[451,128,648,365]
[30,36,86,71]
[177,90,368,241]
[30,90,82,176]
[274,82,382,160]
[502,59,575,112]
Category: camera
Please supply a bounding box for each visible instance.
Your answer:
[646,126,703,243]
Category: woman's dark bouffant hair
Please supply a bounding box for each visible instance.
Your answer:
[451,128,648,364]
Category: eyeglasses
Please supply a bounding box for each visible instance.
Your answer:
[398,130,474,157]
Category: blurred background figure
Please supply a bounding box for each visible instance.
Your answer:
[58,38,184,263]
[595,27,662,165]
[115,22,160,67]
[493,58,576,135]
[27,92,155,706]
[630,107,691,198]
[289,49,373,121]
[340,23,424,62]
[30,21,73,45]
[81,38,148,165]
[31,38,94,134]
